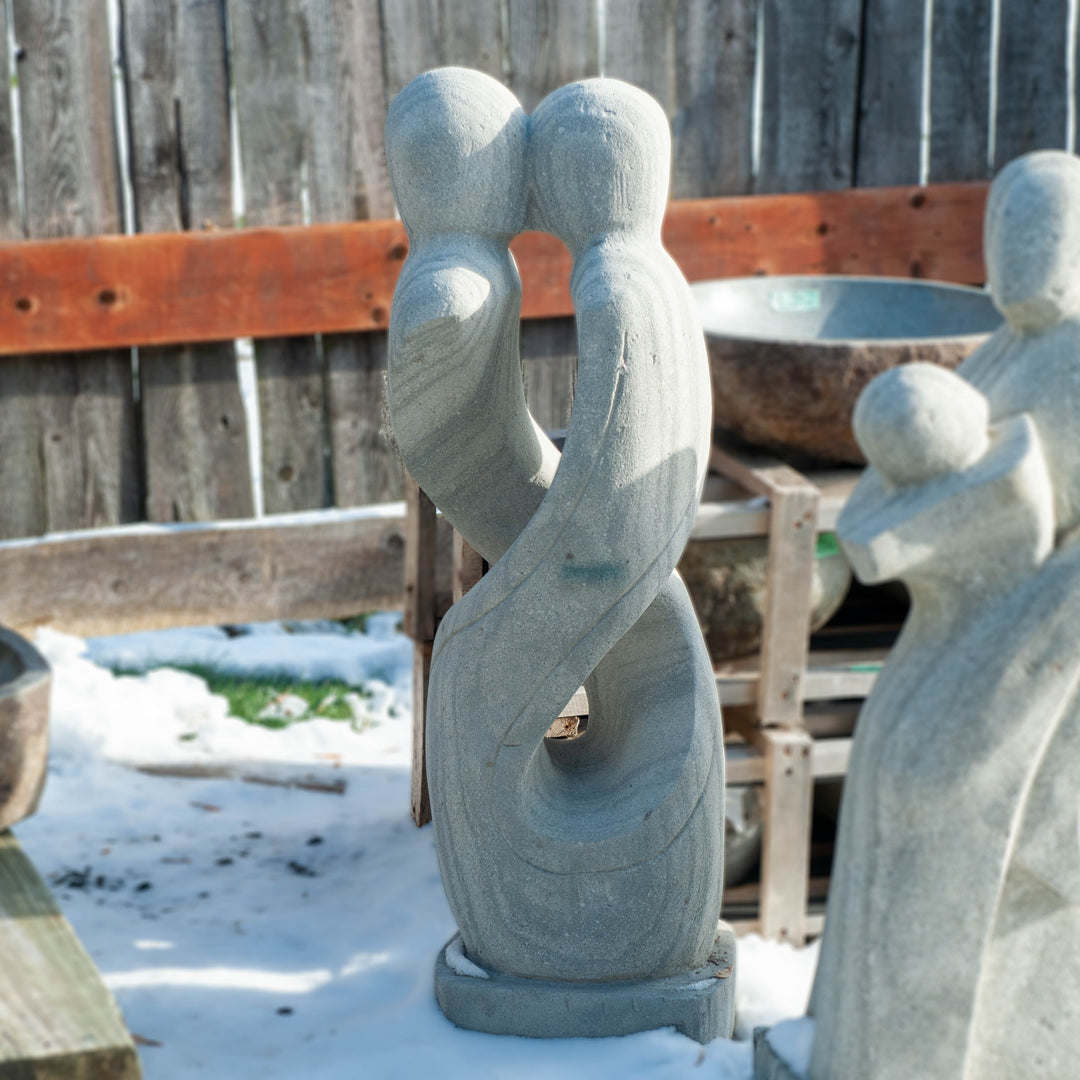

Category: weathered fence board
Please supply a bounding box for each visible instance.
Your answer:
[855,0,924,187]
[606,0,757,199]
[928,0,992,182]
[122,0,254,523]
[303,0,403,507]
[0,2,17,242]
[382,0,504,99]
[1,0,139,540]
[995,0,1072,168]
[230,0,328,515]
[0,511,453,638]
[757,0,863,193]
[0,184,991,355]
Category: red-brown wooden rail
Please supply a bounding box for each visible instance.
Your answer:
[0,182,988,356]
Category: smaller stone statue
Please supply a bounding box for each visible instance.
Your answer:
[756,150,1080,1080]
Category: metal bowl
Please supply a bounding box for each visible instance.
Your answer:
[691,276,1003,464]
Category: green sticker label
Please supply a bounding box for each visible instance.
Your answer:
[769,287,821,313]
[815,532,841,559]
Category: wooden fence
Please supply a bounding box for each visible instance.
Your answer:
[0,0,1075,630]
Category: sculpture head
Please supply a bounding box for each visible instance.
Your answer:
[384,67,528,239]
[527,79,670,249]
[985,150,1080,331]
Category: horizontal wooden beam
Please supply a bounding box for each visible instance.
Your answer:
[0,829,141,1078]
[0,509,453,638]
[0,183,988,356]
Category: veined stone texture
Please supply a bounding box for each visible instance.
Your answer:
[808,150,1080,1080]
[385,63,725,1017]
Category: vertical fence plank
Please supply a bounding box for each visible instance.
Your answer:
[995,0,1071,168]
[928,0,992,182]
[605,0,757,199]
[757,0,863,193]
[382,0,504,100]
[855,0,923,186]
[0,2,17,240]
[122,0,254,522]
[508,0,601,435]
[2,0,140,539]
[302,0,403,507]
[230,0,328,514]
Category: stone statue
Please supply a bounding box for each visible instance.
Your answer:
[385,69,732,1042]
[756,150,1080,1079]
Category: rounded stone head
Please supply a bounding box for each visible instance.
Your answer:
[527,78,670,248]
[384,67,528,239]
[985,150,1080,331]
[853,363,989,489]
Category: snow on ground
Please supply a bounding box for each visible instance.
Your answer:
[13,618,816,1079]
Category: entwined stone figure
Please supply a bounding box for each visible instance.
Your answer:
[385,68,730,1042]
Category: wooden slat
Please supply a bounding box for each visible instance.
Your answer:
[758,727,815,945]
[716,650,882,708]
[382,0,504,101]
[0,1,17,242]
[402,478,437,642]
[605,0,756,199]
[995,0,1072,168]
[411,639,432,827]
[121,0,254,523]
[929,0,993,182]
[0,509,453,638]
[756,0,863,193]
[303,0,403,508]
[0,183,990,357]
[230,0,326,514]
[3,1,140,539]
[855,0,924,187]
[0,830,141,1078]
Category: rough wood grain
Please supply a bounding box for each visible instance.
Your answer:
[0,510,453,637]
[995,0,1071,168]
[0,184,991,357]
[302,0,403,506]
[121,0,254,522]
[402,477,437,642]
[929,0,992,181]
[3,0,139,538]
[230,0,326,513]
[0,830,141,1078]
[0,628,50,831]
[757,0,863,193]
[759,728,814,945]
[0,1,19,241]
[381,0,504,100]
[605,0,756,198]
[855,0,923,186]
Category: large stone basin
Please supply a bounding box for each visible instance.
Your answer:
[0,627,51,830]
[691,276,1003,463]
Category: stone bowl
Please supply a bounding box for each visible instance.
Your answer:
[691,276,1003,464]
[0,627,51,830]
[679,535,852,662]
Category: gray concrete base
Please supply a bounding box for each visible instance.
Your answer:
[434,923,737,1043]
[753,1018,814,1080]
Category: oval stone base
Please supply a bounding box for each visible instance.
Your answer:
[753,1017,815,1079]
[434,924,737,1044]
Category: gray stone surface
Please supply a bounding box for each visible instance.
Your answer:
[435,925,735,1042]
[385,69,727,1041]
[754,1020,813,1080]
[803,149,1080,1079]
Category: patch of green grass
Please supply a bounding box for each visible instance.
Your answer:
[114,664,370,730]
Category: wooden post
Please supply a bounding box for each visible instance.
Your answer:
[404,476,437,826]
[453,532,485,602]
[759,727,815,945]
